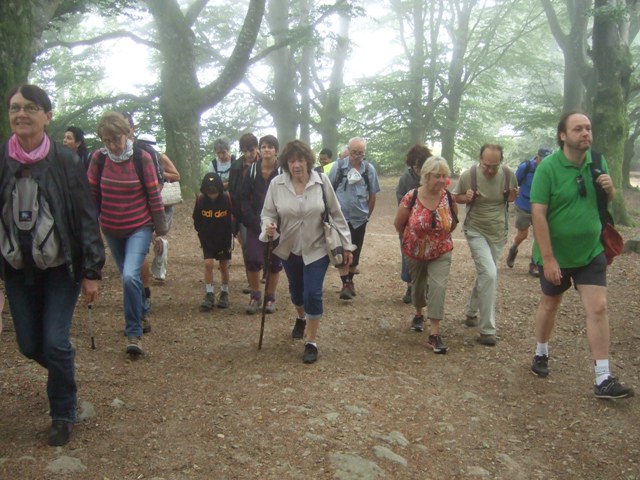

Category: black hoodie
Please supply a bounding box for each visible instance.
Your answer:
[192,172,234,250]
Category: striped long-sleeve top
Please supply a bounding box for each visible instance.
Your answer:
[87,148,167,238]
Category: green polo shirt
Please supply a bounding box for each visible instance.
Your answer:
[530,149,606,268]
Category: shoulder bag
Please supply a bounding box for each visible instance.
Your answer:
[320,183,350,267]
[161,181,183,206]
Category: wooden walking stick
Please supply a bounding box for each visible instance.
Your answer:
[258,238,273,350]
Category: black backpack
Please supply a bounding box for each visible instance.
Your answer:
[332,159,372,191]
[408,188,459,230]
[94,148,148,209]
[136,141,164,184]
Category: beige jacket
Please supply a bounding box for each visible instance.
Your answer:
[260,170,354,264]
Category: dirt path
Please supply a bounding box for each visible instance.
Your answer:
[1,176,639,479]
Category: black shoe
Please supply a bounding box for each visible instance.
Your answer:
[200,292,214,312]
[402,285,412,304]
[427,334,449,354]
[216,291,229,309]
[48,420,72,446]
[529,263,540,278]
[303,343,318,364]
[506,245,518,268]
[531,354,549,378]
[291,318,306,339]
[594,376,635,399]
[410,315,424,332]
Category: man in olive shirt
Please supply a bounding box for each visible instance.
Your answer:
[453,144,517,346]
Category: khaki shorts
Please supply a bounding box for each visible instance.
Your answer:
[514,205,532,231]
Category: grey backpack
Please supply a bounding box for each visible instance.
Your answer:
[0,175,64,271]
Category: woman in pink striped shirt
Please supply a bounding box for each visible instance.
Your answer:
[87,112,167,356]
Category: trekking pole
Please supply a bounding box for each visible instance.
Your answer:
[258,238,273,350]
[88,304,96,350]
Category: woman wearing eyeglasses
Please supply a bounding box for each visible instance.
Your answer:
[87,112,166,356]
[394,156,458,354]
[0,84,105,446]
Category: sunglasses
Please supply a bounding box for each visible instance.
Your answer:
[576,175,586,197]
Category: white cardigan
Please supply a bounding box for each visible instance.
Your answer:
[260,170,354,264]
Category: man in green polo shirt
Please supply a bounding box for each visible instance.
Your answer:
[529,111,633,400]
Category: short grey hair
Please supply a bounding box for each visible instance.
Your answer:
[420,156,450,185]
[348,137,366,149]
[213,137,230,152]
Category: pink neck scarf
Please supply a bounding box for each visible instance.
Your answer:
[7,133,51,165]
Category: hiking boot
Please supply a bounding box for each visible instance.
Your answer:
[529,263,540,278]
[427,334,449,354]
[142,316,152,334]
[476,334,497,346]
[402,285,412,304]
[303,343,318,364]
[126,336,143,355]
[246,297,260,314]
[242,286,251,294]
[265,299,276,314]
[531,354,549,378]
[200,292,214,312]
[291,318,306,339]
[594,376,635,400]
[339,283,353,300]
[410,315,425,332]
[463,315,478,327]
[216,291,229,309]
[48,420,73,447]
[506,245,518,268]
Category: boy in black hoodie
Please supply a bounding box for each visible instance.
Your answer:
[193,172,235,311]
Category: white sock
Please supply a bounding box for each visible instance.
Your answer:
[221,284,229,293]
[594,359,610,386]
[305,341,317,347]
[205,284,214,294]
[535,342,549,357]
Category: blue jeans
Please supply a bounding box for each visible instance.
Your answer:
[5,264,81,423]
[281,254,329,320]
[105,227,152,337]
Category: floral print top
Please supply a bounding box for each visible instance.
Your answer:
[400,188,455,261]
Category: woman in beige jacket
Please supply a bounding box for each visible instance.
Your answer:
[261,140,354,364]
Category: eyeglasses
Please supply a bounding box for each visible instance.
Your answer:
[349,150,364,156]
[102,136,123,146]
[9,104,42,114]
[480,161,500,173]
[576,175,586,197]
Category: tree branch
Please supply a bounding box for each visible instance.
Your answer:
[45,29,159,50]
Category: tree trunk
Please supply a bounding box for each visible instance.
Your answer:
[591,0,632,224]
[540,0,591,112]
[268,0,299,144]
[146,0,203,193]
[298,0,313,144]
[318,12,350,156]
[146,0,265,192]
[0,0,61,140]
